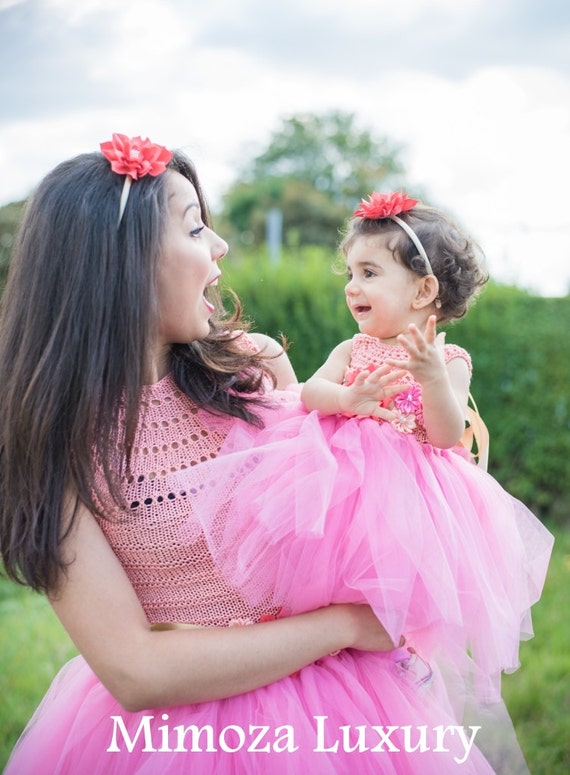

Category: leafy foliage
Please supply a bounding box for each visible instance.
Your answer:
[448,284,570,521]
[0,200,25,291]
[219,110,406,250]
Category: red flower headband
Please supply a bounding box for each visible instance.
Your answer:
[353,190,434,276]
[100,133,173,223]
[353,190,418,219]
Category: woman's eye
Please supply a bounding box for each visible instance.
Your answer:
[190,226,205,237]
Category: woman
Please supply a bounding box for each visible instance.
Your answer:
[0,134,504,773]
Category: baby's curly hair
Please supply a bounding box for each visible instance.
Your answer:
[341,205,489,323]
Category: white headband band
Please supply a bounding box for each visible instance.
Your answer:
[118,176,132,224]
[389,215,434,275]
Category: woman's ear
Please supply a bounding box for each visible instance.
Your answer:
[412,274,440,309]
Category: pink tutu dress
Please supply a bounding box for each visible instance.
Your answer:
[5,336,551,774]
[177,335,553,768]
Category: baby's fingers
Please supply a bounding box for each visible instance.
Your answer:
[382,383,408,400]
[384,358,411,371]
[367,367,407,385]
[423,315,438,343]
[397,325,427,355]
[372,405,397,422]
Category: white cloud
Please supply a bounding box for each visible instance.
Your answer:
[1,0,569,295]
[344,66,570,295]
[297,0,483,26]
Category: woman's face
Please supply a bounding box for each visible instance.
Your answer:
[154,171,228,373]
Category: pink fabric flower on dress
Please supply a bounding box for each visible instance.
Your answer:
[100,133,173,179]
[258,612,279,623]
[228,611,280,627]
[394,384,422,414]
[392,412,417,434]
[353,190,418,219]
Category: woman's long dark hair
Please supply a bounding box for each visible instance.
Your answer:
[0,149,272,593]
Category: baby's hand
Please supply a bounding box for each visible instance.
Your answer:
[340,364,406,420]
[386,316,447,386]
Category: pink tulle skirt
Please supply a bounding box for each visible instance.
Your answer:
[182,402,552,704]
[6,397,551,774]
[7,647,523,774]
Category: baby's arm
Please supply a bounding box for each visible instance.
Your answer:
[301,340,404,420]
[387,316,470,448]
[50,505,395,712]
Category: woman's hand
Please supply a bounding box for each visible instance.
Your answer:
[332,603,396,652]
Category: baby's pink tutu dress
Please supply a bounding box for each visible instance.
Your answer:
[179,335,554,771]
[5,336,552,774]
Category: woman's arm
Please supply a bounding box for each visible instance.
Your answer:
[50,505,395,712]
[248,332,297,389]
[302,340,403,420]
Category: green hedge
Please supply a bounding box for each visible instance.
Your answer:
[223,248,570,522]
[1,227,567,522]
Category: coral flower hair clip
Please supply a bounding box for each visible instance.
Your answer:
[353,190,418,219]
[354,190,435,276]
[100,133,173,223]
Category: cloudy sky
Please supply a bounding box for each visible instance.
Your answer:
[1,0,569,295]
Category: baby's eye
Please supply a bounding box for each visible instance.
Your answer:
[345,269,353,280]
[363,268,376,278]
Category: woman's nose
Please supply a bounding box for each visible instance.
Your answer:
[212,233,229,262]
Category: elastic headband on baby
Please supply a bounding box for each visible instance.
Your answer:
[100,133,173,225]
[353,190,434,276]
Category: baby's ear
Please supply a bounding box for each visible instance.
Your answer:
[413,274,440,309]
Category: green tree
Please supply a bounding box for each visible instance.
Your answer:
[219,110,407,251]
[0,201,25,291]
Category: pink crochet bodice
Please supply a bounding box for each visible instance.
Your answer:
[97,372,279,628]
[344,334,472,443]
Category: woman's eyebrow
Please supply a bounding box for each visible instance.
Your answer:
[182,202,200,217]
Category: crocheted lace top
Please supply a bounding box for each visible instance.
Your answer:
[97,348,280,628]
[344,334,471,443]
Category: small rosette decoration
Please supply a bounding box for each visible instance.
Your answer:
[354,190,418,219]
[100,133,173,179]
[394,384,421,415]
[391,412,417,434]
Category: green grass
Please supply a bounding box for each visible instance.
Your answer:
[0,581,77,769]
[501,523,570,773]
[1,525,568,773]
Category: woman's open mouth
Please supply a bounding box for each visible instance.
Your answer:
[203,273,221,313]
